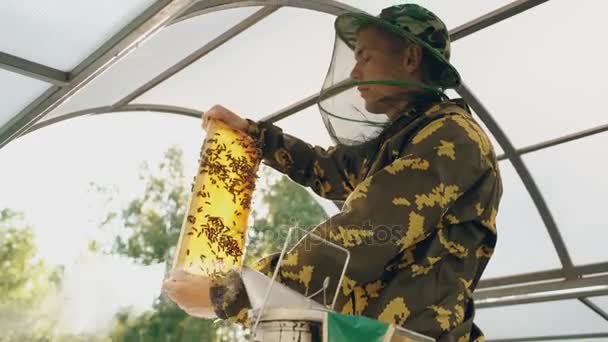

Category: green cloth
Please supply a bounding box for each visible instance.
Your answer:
[327,312,389,342]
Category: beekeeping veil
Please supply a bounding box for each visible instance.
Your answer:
[318,4,462,145]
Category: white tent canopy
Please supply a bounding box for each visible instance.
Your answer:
[2,1,608,340]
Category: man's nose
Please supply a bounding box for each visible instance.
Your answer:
[350,63,362,80]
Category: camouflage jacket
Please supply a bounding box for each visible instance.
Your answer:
[210,99,502,341]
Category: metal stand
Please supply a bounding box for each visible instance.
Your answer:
[243,227,434,342]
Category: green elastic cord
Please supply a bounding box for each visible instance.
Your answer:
[323,111,387,126]
[318,79,445,125]
[355,79,443,94]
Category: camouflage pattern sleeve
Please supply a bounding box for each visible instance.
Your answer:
[275,112,498,307]
[245,119,371,200]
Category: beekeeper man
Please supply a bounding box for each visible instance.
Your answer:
[164,4,502,341]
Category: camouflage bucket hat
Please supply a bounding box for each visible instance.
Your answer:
[335,3,461,89]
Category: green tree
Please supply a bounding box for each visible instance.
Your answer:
[112,147,189,265]
[0,209,62,341]
[246,168,328,262]
[96,147,218,342]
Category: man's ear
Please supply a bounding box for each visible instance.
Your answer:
[403,44,423,74]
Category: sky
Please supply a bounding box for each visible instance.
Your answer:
[0,113,202,264]
[1,0,608,339]
[0,113,203,336]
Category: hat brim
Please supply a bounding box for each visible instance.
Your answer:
[335,12,461,89]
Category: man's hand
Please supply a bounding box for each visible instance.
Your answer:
[202,105,248,133]
[162,269,216,318]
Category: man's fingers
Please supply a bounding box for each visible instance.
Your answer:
[178,302,193,312]
[162,279,180,293]
[162,272,190,292]
[202,111,213,130]
[206,105,223,119]
[200,104,246,132]
[162,280,189,305]
[170,269,192,281]
[185,306,216,318]
[161,274,215,318]
[202,106,226,131]
[209,105,234,120]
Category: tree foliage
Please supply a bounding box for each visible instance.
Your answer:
[0,209,62,341]
[1,144,330,341]
[104,146,328,341]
